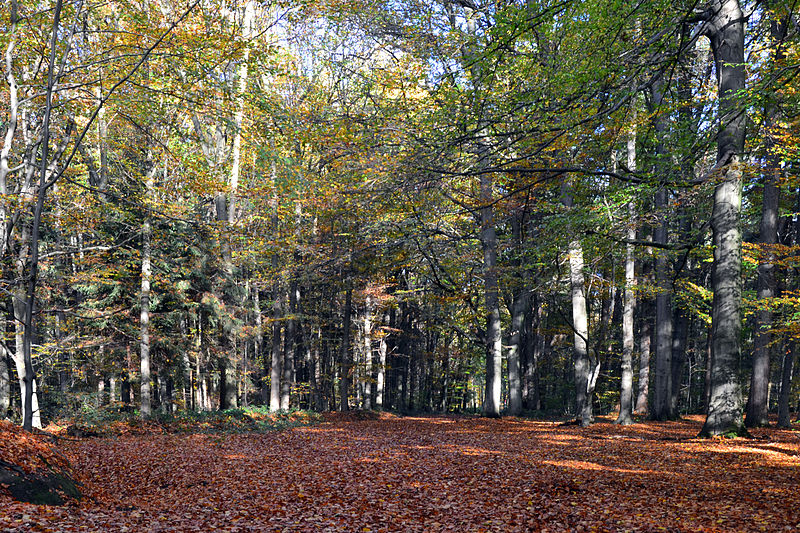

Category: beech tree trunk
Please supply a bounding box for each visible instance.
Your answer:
[481,171,502,418]
[507,289,528,417]
[617,203,636,425]
[745,12,783,427]
[376,324,387,409]
[700,0,747,437]
[227,0,254,226]
[0,348,9,418]
[650,75,673,421]
[507,210,528,417]
[669,308,689,418]
[363,296,373,410]
[635,255,653,415]
[617,126,637,425]
[139,150,157,418]
[777,343,796,428]
[281,285,297,410]
[139,209,152,417]
[745,166,779,428]
[270,289,283,411]
[339,287,352,411]
[562,186,592,426]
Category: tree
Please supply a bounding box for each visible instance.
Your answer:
[699,0,748,438]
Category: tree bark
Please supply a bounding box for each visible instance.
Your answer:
[650,74,673,422]
[363,295,373,410]
[376,322,387,409]
[777,343,796,428]
[270,289,283,411]
[745,12,784,427]
[634,253,653,415]
[0,348,9,418]
[507,288,528,417]
[745,170,779,428]
[339,288,352,411]
[480,170,502,418]
[281,285,297,410]
[700,0,747,437]
[227,0,254,225]
[562,185,592,426]
[617,204,636,425]
[139,149,157,418]
[669,308,689,418]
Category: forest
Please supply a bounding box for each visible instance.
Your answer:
[1,0,800,529]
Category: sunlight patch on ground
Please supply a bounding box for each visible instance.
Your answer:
[707,446,800,464]
[541,459,656,475]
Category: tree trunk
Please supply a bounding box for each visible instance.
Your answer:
[363,295,373,410]
[281,285,297,410]
[650,74,673,422]
[339,287,352,411]
[745,53,782,429]
[562,185,592,426]
[270,289,283,411]
[376,324,387,409]
[139,154,156,418]
[226,0,254,225]
[700,0,747,437]
[508,287,528,417]
[616,200,636,425]
[15,0,66,431]
[669,308,689,418]
[480,171,502,418]
[568,244,591,426]
[634,253,653,415]
[0,339,10,419]
[777,343,796,428]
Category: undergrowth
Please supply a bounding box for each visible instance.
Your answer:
[56,404,321,436]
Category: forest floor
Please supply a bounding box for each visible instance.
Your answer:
[1,413,800,532]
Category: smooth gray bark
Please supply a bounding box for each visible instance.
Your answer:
[507,211,527,417]
[339,288,352,411]
[269,290,283,411]
[227,0,254,225]
[617,128,637,425]
[745,13,783,427]
[281,285,297,410]
[777,343,796,428]
[0,349,9,418]
[139,162,155,418]
[480,172,502,418]
[700,0,747,437]
[669,308,689,418]
[507,289,528,417]
[745,170,778,428]
[363,296,373,410]
[562,187,592,426]
[634,256,652,415]
[376,325,387,409]
[617,203,636,425]
[650,75,673,421]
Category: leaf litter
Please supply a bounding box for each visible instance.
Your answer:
[1,415,799,532]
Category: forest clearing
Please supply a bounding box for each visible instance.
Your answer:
[2,413,800,532]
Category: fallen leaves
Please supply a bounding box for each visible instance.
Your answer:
[0,421,72,475]
[1,415,799,531]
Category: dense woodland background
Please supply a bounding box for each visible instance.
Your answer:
[1,0,799,436]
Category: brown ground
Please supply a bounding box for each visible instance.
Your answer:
[1,414,799,532]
